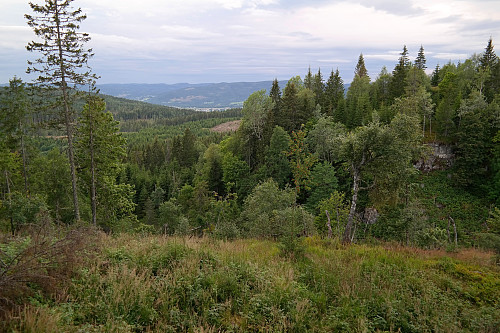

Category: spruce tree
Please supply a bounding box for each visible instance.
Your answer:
[479,38,500,102]
[26,0,98,222]
[324,69,345,116]
[269,78,281,128]
[480,37,498,70]
[415,45,427,70]
[312,68,325,106]
[390,45,411,99]
[430,64,441,86]
[304,66,313,90]
[355,53,369,78]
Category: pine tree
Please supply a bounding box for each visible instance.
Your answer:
[480,37,498,70]
[415,45,427,70]
[479,38,500,102]
[355,53,369,78]
[26,0,99,222]
[430,64,441,86]
[312,68,325,106]
[281,80,300,132]
[390,45,411,99]
[324,69,345,116]
[304,67,313,90]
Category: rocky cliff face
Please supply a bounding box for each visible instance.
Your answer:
[415,143,454,172]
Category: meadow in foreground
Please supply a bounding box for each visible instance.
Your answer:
[2,230,499,332]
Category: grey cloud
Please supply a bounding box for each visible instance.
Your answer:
[278,0,423,16]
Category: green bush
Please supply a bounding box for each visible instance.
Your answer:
[240,179,296,238]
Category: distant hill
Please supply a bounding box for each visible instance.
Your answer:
[97,81,289,109]
[99,94,197,120]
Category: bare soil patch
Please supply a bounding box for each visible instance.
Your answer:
[210,120,241,133]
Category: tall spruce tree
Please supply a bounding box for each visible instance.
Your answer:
[479,38,500,102]
[312,68,325,106]
[324,69,345,117]
[304,67,313,90]
[390,45,411,99]
[415,45,427,70]
[355,53,369,78]
[26,0,98,222]
[480,37,497,69]
[430,64,441,86]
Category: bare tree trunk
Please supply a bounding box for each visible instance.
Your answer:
[343,167,360,244]
[55,0,80,222]
[423,115,426,138]
[325,210,332,239]
[89,105,97,226]
[449,216,458,246]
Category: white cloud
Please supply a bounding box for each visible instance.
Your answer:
[1,0,499,83]
[433,52,470,60]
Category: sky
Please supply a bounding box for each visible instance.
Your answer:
[1,0,499,84]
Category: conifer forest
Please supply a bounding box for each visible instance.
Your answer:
[0,0,499,331]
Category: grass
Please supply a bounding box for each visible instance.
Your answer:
[3,233,499,332]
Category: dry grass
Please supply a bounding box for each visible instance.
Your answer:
[381,242,498,268]
[0,224,99,323]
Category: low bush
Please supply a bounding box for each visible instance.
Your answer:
[0,224,98,325]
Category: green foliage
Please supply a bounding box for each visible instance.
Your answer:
[354,53,369,78]
[10,235,499,332]
[390,45,411,99]
[264,126,291,187]
[240,179,297,238]
[306,161,339,213]
[324,68,345,117]
[435,71,461,139]
[75,97,136,227]
[315,191,349,237]
[0,192,48,233]
[287,129,317,194]
[345,74,372,128]
[453,92,497,188]
[221,151,252,199]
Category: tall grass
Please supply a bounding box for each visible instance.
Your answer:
[5,234,499,332]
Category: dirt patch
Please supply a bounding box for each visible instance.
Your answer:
[210,120,241,133]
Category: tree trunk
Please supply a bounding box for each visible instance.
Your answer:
[343,167,360,244]
[89,106,97,226]
[55,0,80,222]
[449,216,458,246]
[19,120,30,197]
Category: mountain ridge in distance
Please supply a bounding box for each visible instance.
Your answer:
[97,81,289,109]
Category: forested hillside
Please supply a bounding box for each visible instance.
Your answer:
[2,41,500,248]
[1,0,500,329]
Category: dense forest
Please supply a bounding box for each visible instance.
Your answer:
[1,0,499,331]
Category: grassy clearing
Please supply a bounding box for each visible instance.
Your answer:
[4,234,500,332]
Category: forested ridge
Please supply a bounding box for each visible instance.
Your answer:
[1,0,499,331]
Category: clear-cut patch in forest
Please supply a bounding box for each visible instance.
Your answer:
[210,120,241,132]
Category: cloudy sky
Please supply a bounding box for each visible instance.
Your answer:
[1,0,499,84]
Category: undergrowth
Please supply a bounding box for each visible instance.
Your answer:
[4,234,500,332]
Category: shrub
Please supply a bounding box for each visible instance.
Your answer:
[0,225,98,323]
[240,179,296,238]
